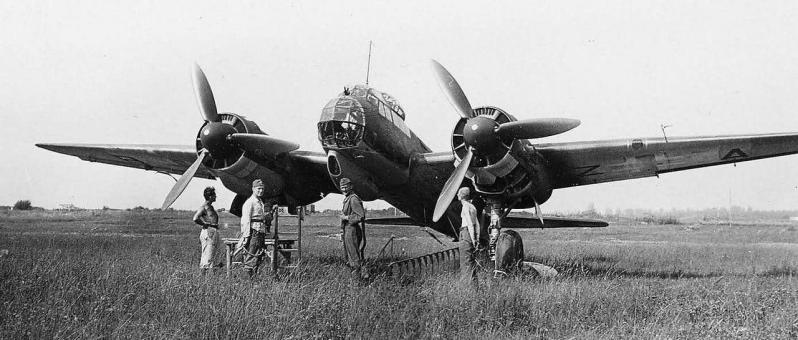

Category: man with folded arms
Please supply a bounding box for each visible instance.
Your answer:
[193,186,223,274]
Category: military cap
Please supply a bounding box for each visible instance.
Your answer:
[457,187,471,200]
[339,177,352,187]
[252,179,264,188]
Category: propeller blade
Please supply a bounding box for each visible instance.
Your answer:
[161,150,208,210]
[496,118,581,140]
[192,64,219,122]
[430,60,474,119]
[534,199,544,226]
[433,148,474,222]
[228,133,300,158]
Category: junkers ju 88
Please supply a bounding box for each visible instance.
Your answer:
[38,60,798,275]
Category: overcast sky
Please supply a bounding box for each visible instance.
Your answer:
[3,1,798,213]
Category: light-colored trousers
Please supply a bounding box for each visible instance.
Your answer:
[199,228,224,269]
[459,228,478,283]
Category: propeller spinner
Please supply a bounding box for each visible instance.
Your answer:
[430,60,581,222]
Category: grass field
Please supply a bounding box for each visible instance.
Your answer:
[1,209,797,339]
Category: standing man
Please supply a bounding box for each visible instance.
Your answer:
[193,186,223,274]
[339,178,369,279]
[239,179,277,277]
[458,187,480,284]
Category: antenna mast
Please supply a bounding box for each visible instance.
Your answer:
[660,123,672,143]
[366,41,372,86]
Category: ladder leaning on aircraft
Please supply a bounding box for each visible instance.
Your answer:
[222,206,304,277]
[36,59,798,277]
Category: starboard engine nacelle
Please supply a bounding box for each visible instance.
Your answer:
[431,60,578,222]
[451,106,551,203]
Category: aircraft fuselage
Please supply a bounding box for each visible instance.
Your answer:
[317,85,553,237]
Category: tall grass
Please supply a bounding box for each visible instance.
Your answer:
[1,210,797,338]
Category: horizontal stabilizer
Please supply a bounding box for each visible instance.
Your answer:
[503,216,608,228]
[367,216,608,228]
[366,217,418,226]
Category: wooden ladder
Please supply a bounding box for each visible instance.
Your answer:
[222,206,304,277]
[269,205,303,271]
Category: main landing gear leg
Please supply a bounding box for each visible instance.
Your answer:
[486,200,525,278]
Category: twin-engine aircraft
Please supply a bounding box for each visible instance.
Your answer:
[38,61,798,272]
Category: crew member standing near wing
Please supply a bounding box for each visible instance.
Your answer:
[339,178,369,279]
[458,187,480,284]
[193,186,223,274]
[239,179,277,277]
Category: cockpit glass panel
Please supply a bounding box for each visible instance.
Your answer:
[320,96,365,123]
[360,86,406,121]
[379,92,405,120]
[317,121,364,148]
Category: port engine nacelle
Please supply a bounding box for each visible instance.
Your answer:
[196,113,286,197]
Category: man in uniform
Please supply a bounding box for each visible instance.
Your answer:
[193,186,223,274]
[339,178,369,279]
[239,179,277,277]
[458,187,480,284]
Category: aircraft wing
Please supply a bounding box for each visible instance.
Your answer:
[409,151,456,202]
[36,143,215,179]
[535,132,798,188]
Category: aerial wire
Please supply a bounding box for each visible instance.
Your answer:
[366,40,373,86]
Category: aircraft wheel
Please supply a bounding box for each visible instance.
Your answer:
[494,229,525,277]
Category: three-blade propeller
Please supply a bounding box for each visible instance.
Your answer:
[160,64,299,210]
[430,60,581,222]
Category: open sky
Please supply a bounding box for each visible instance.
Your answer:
[3,1,798,213]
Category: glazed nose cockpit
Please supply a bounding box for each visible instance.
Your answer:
[317,95,365,148]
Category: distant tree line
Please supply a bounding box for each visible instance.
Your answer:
[13,200,32,210]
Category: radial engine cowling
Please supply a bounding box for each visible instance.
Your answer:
[195,113,285,196]
[451,106,534,198]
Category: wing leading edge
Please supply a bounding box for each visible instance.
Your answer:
[536,132,798,188]
[37,142,338,200]
[36,143,215,179]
